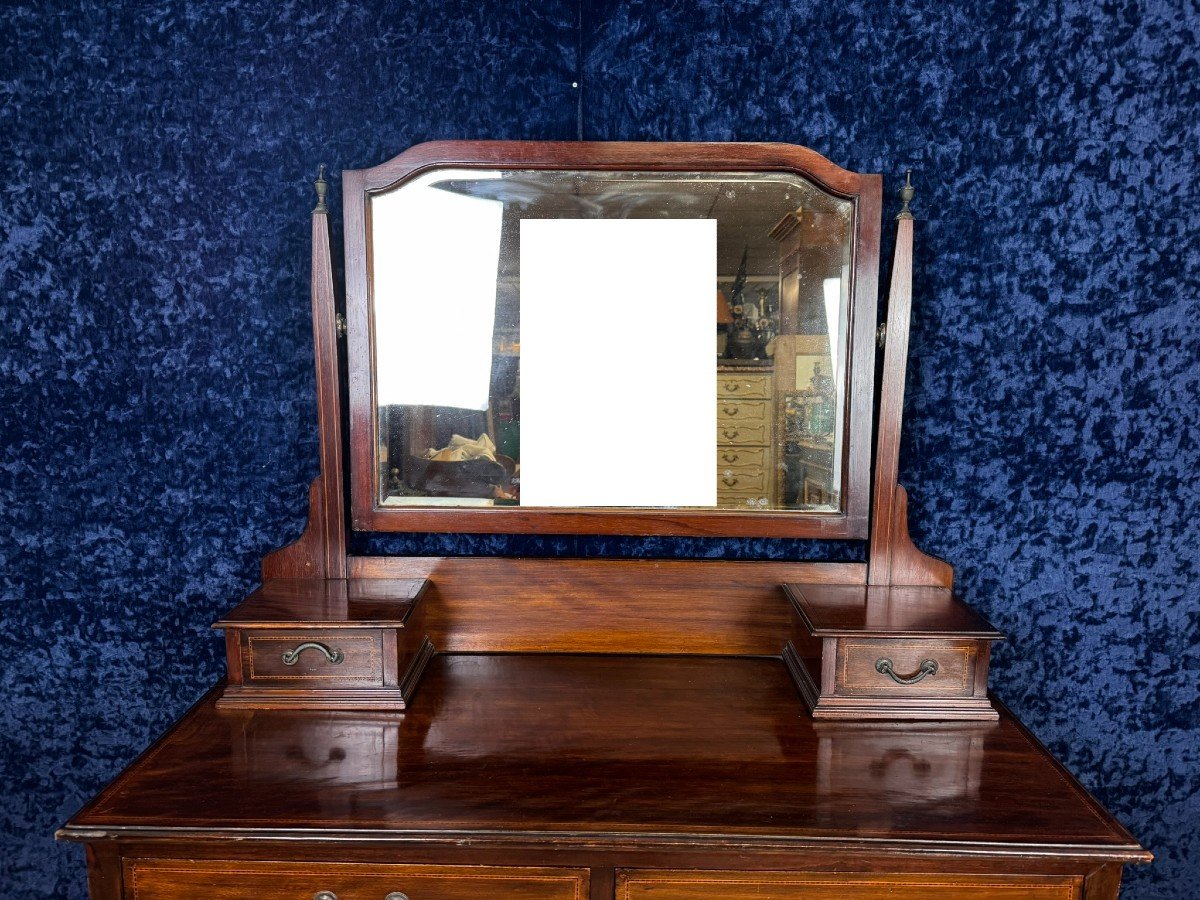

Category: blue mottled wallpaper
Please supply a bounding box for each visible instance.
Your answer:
[1,1,1195,896]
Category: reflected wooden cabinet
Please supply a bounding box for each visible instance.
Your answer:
[717,365,774,508]
[58,142,1148,899]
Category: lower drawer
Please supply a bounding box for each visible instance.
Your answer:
[126,859,589,899]
[617,870,1080,899]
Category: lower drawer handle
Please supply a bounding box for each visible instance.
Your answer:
[875,657,938,685]
[314,892,338,900]
[282,641,345,666]
[385,894,410,900]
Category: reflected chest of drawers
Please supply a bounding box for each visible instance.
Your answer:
[717,365,774,508]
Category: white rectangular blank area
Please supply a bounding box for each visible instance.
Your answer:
[372,175,503,410]
[520,218,716,508]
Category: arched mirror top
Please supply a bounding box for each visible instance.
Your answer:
[343,142,882,538]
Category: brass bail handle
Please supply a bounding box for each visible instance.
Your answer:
[282,641,345,666]
[875,657,938,685]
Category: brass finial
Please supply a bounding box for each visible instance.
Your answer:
[314,164,329,214]
[897,169,914,220]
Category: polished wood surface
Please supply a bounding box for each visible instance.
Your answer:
[63,654,1145,860]
[344,141,879,538]
[215,578,429,628]
[784,584,1002,637]
[347,557,865,655]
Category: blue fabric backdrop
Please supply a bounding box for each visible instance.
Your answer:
[1,1,1195,896]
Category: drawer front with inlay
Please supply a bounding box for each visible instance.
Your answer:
[243,629,384,687]
[127,859,589,900]
[617,870,1080,899]
[717,374,771,398]
[835,638,978,698]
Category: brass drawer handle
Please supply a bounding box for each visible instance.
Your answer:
[875,657,938,685]
[282,641,345,666]
[314,892,338,900]
[385,893,411,900]
[722,476,739,487]
[722,428,740,440]
[723,406,740,416]
[724,381,740,391]
[722,452,740,463]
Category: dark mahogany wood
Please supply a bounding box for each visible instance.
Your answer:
[784,584,1003,637]
[616,870,1082,899]
[214,578,433,711]
[84,844,122,900]
[262,184,347,580]
[215,577,429,628]
[868,208,953,587]
[348,556,864,656]
[784,583,1001,721]
[344,141,880,539]
[125,859,590,900]
[59,654,1148,895]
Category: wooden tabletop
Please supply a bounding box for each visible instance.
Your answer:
[62,653,1146,860]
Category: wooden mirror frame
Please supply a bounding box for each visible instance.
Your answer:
[344,141,882,538]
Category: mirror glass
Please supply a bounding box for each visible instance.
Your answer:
[370,169,853,513]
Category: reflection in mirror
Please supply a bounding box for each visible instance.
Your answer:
[370,169,853,513]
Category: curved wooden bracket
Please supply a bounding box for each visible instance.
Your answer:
[262,475,333,580]
[871,484,953,588]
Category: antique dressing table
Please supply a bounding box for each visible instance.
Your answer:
[58,142,1149,899]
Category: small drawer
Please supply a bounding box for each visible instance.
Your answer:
[243,629,384,687]
[835,638,978,698]
[617,870,1080,899]
[717,374,771,398]
[718,422,769,445]
[718,466,769,493]
[127,859,589,900]
[717,399,770,424]
[717,447,766,467]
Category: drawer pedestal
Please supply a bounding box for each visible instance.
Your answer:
[215,577,434,712]
[784,583,1003,721]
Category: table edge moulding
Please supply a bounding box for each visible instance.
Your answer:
[57,142,1150,900]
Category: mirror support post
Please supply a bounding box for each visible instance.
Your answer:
[868,172,953,588]
[262,166,349,581]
